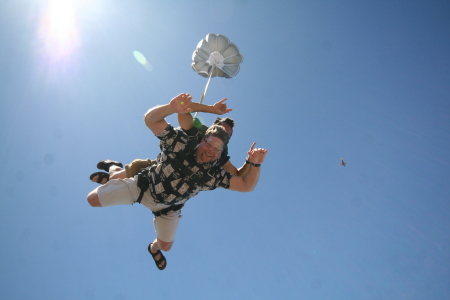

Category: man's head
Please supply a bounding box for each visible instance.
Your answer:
[213,117,234,137]
[196,125,229,164]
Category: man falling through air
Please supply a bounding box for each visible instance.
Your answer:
[86,93,268,270]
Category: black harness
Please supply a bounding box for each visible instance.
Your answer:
[152,203,185,217]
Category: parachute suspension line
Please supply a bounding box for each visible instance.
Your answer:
[193,68,214,119]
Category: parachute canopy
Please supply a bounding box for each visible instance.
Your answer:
[192,33,243,79]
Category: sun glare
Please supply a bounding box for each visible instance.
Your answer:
[37,0,81,60]
[34,0,93,83]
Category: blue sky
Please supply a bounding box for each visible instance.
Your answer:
[1,0,449,299]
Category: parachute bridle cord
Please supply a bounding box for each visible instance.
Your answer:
[194,68,213,119]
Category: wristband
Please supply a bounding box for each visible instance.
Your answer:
[246,160,261,167]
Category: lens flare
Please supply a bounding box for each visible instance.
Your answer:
[133,50,153,72]
[134,51,146,64]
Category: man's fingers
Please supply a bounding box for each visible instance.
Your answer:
[250,142,256,151]
[217,108,232,115]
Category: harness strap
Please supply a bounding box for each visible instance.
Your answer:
[136,169,150,204]
[136,185,147,204]
[153,204,184,217]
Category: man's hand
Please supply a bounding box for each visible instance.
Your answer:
[229,142,267,192]
[211,98,233,115]
[247,143,268,165]
[177,96,232,116]
[145,93,194,135]
[247,142,256,154]
[169,93,193,114]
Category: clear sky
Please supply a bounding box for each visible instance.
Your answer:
[1,0,449,299]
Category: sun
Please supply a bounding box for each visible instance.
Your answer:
[35,0,94,82]
[37,0,83,60]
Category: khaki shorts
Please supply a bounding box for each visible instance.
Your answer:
[96,177,183,242]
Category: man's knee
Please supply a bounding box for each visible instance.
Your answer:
[157,239,173,252]
[87,191,102,207]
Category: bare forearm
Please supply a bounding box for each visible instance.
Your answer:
[228,165,262,192]
[144,104,173,124]
[144,93,194,135]
[188,102,215,113]
[178,113,194,130]
[229,144,267,192]
[236,160,251,177]
[144,103,174,134]
[177,100,224,130]
[242,166,261,192]
[236,143,255,177]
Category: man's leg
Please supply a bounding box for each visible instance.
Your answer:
[87,178,138,207]
[109,165,127,180]
[90,160,125,185]
[90,159,155,185]
[151,238,173,252]
[125,159,155,177]
[95,159,156,183]
[87,190,102,207]
[149,238,173,269]
[148,210,181,269]
[89,167,126,184]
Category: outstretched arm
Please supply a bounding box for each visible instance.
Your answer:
[222,142,256,176]
[178,98,232,131]
[144,93,194,135]
[228,144,268,192]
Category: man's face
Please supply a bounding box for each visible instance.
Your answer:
[196,136,224,164]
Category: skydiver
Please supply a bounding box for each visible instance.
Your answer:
[339,158,348,167]
[86,93,268,270]
[89,99,251,184]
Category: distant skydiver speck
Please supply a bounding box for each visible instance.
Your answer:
[339,158,348,167]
